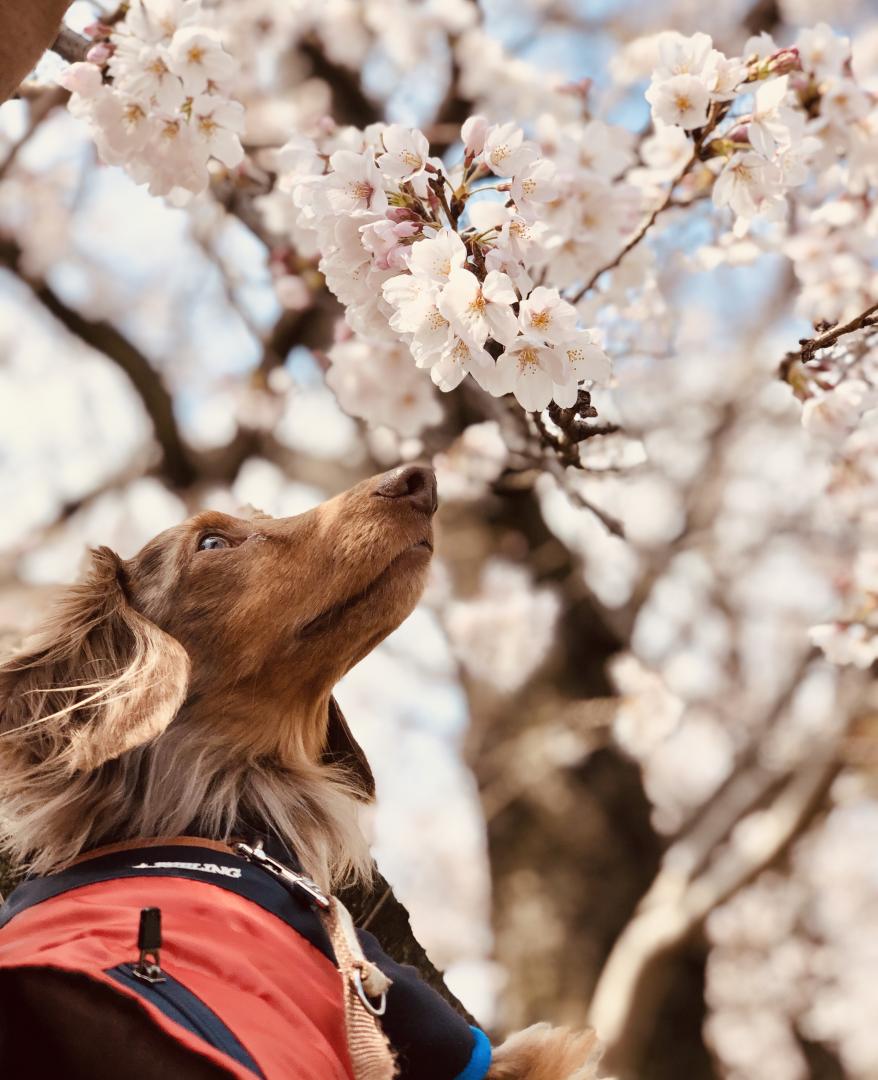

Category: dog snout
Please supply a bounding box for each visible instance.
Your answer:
[373,465,438,516]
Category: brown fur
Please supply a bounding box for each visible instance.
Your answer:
[488,1025,602,1079]
[0,467,601,1078]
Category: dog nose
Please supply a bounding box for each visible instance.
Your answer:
[374,465,438,516]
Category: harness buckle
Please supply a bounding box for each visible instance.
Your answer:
[235,840,331,910]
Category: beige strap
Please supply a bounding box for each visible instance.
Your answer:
[320,898,397,1080]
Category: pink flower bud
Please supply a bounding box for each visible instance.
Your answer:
[767,46,801,76]
[86,42,113,65]
[393,221,420,238]
[58,61,102,97]
[83,21,112,38]
[462,114,488,156]
[386,207,417,223]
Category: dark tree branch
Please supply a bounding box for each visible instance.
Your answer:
[0,238,198,487]
[299,37,381,128]
[51,25,89,63]
[0,86,67,180]
[779,299,878,379]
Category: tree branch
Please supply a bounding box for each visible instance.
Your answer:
[779,299,878,379]
[51,25,89,63]
[299,37,380,128]
[0,238,198,487]
[568,101,730,304]
[588,750,838,1073]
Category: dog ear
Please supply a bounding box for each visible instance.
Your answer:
[0,547,190,774]
[323,696,375,801]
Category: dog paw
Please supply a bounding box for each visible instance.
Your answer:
[487,1022,603,1080]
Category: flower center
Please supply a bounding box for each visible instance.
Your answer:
[530,310,551,331]
[350,180,374,204]
[187,45,206,65]
[123,103,146,127]
[517,347,539,371]
[674,94,693,113]
[401,150,422,167]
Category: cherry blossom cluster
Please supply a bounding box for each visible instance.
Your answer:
[273,119,612,413]
[325,330,443,438]
[59,0,243,199]
[444,559,561,694]
[644,25,875,233]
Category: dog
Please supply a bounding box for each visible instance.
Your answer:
[0,465,601,1079]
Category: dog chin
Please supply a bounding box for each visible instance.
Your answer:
[299,542,431,640]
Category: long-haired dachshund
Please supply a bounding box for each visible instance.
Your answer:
[0,466,600,1079]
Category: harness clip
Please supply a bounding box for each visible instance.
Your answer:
[235,840,331,910]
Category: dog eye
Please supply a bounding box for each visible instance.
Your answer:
[198,535,231,551]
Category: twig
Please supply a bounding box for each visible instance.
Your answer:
[0,87,67,181]
[567,152,698,304]
[567,101,729,304]
[779,299,878,379]
[51,26,89,64]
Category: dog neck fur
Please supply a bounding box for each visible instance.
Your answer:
[0,706,372,890]
[0,548,372,889]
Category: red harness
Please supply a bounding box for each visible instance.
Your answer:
[0,844,354,1079]
[0,839,491,1080]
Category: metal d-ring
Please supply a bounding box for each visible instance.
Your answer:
[351,968,387,1016]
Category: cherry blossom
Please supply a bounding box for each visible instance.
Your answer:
[407,230,467,283]
[518,287,578,345]
[646,72,712,129]
[482,121,537,177]
[325,150,388,213]
[437,269,519,347]
[60,0,243,199]
[376,124,431,183]
[326,335,443,436]
[494,338,566,411]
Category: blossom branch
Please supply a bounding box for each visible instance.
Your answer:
[568,100,729,305]
[779,299,878,378]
